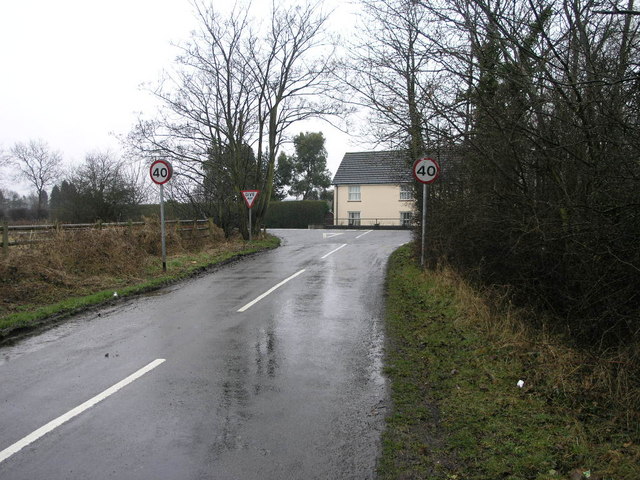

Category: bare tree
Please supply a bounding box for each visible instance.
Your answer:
[247,2,342,223]
[339,0,437,162]
[0,145,7,167]
[425,0,640,343]
[347,0,640,344]
[50,151,146,222]
[9,139,63,217]
[129,0,340,238]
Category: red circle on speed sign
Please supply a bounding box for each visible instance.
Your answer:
[150,160,173,185]
[413,157,440,184]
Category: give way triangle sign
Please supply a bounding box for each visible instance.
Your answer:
[241,190,260,209]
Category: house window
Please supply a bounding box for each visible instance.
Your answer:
[348,185,361,201]
[400,184,412,200]
[348,211,361,226]
[400,211,412,227]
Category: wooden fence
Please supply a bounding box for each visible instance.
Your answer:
[1,220,212,255]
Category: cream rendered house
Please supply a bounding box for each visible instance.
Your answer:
[332,151,414,227]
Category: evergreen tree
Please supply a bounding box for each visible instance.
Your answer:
[283,132,332,200]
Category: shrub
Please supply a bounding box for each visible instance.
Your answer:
[264,200,329,228]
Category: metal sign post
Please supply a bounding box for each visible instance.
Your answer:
[412,158,441,267]
[150,160,173,272]
[160,183,167,271]
[421,182,427,267]
[241,190,260,242]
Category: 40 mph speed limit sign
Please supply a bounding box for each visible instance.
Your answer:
[413,157,440,184]
[150,159,173,185]
[413,157,440,268]
[149,159,173,272]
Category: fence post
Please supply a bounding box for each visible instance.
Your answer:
[2,222,8,256]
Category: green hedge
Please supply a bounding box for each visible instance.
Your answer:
[265,200,329,228]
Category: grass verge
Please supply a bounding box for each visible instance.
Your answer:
[0,235,280,340]
[379,245,639,480]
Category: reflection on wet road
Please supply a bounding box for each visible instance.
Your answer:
[0,229,411,479]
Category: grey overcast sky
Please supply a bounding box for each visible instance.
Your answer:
[0,0,360,193]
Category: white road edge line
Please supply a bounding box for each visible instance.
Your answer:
[322,232,344,239]
[237,269,306,312]
[355,230,373,239]
[0,358,166,464]
[321,243,348,259]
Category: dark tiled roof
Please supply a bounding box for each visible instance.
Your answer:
[332,150,413,185]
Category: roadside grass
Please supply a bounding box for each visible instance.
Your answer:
[379,245,639,480]
[0,233,279,339]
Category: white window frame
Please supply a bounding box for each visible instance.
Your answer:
[400,184,412,201]
[400,211,412,227]
[348,185,361,201]
[348,211,361,226]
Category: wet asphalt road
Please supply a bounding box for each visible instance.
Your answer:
[0,229,411,479]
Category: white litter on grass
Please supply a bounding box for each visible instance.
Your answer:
[517,380,525,388]
[113,292,118,298]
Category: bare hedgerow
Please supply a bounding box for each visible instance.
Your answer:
[0,219,230,316]
[41,227,149,276]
